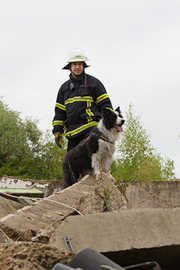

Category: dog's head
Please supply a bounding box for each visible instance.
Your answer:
[102,107,125,132]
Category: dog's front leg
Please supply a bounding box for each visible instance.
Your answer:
[101,157,116,182]
[103,157,112,174]
[92,154,101,179]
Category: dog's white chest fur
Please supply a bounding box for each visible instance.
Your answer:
[92,140,115,176]
[91,121,116,177]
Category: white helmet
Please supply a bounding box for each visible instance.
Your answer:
[62,51,90,70]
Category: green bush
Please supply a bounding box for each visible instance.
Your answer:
[111,105,175,182]
[0,99,65,180]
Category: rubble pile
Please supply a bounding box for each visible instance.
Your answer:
[1,174,180,269]
[0,173,126,269]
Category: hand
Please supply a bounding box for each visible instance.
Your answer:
[54,132,62,148]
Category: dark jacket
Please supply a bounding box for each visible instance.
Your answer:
[52,73,113,138]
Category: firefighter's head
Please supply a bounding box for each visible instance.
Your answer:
[62,51,89,76]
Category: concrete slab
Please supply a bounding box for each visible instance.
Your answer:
[0,195,23,219]
[50,207,180,254]
[125,180,180,208]
[0,174,124,241]
[1,174,180,245]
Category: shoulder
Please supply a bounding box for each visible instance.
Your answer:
[86,74,106,90]
[58,79,71,93]
[86,73,104,85]
[86,73,99,82]
[61,78,71,88]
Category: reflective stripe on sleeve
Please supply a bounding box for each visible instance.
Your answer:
[56,102,66,111]
[52,120,64,127]
[96,93,109,103]
[105,107,114,112]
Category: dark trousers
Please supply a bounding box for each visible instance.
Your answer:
[67,128,93,152]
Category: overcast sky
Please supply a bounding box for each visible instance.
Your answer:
[1,0,180,177]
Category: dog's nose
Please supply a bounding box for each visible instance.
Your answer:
[121,119,125,126]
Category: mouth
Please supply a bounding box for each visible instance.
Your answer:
[74,70,81,73]
[114,119,125,132]
[114,124,123,132]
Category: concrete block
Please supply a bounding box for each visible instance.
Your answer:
[50,207,180,254]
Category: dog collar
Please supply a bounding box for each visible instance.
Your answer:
[99,134,114,145]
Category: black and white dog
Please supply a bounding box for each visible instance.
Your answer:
[63,107,125,187]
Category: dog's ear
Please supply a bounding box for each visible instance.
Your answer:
[115,106,121,114]
[101,107,117,130]
[115,106,124,119]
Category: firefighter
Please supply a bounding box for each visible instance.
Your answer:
[52,52,113,151]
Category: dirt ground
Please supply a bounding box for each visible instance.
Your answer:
[0,241,73,270]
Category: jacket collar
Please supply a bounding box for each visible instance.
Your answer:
[69,72,85,82]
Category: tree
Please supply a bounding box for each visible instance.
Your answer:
[111,105,175,181]
[0,99,65,180]
[34,131,67,179]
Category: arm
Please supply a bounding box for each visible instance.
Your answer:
[93,78,113,112]
[52,86,66,134]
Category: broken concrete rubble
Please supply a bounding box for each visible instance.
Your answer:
[0,193,24,219]
[1,174,180,269]
[1,175,180,244]
[0,175,49,197]
[0,173,126,242]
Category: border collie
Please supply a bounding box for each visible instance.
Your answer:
[63,107,125,187]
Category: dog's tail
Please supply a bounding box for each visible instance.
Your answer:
[63,160,78,187]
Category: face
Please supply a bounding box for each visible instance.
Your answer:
[70,62,84,76]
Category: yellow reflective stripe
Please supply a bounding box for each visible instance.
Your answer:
[56,102,66,111]
[86,101,94,122]
[65,121,97,137]
[65,96,93,105]
[96,93,109,103]
[52,120,64,127]
[105,107,114,112]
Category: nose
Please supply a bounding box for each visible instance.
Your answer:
[121,119,125,126]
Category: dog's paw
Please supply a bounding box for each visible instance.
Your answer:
[95,171,106,181]
[94,172,101,180]
[95,173,100,180]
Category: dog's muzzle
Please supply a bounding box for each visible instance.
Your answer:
[114,119,125,132]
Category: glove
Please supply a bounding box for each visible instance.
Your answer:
[54,132,62,148]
